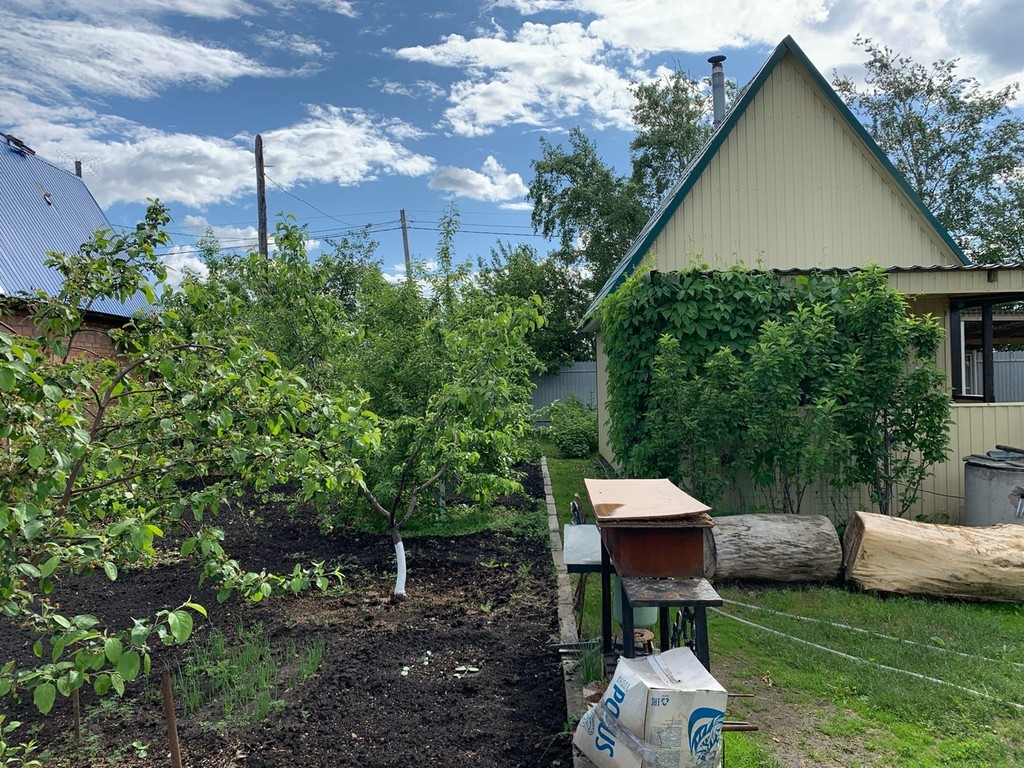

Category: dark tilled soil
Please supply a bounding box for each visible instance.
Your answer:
[2,465,573,767]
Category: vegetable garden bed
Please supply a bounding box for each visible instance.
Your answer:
[0,465,572,767]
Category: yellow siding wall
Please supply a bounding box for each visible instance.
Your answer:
[651,54,959,272]
[919,403,1024,524]
[596,335,612,462]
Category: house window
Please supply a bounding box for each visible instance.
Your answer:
[962,349,983,396]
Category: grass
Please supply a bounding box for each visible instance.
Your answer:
[174,620,326,731]
[712,587,1024,767]
[543,447,1024,767]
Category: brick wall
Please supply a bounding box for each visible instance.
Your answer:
[1,308,121,360]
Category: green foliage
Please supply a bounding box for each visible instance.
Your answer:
[171,217,378,394]
[0,202,375,718]
[834,37,1024,264]
[629,69,717,210]
[174,621,322,728]
[528,70,728,294]
[0,716,39,768]
[601,266,788,479]
[182,207,543,596]
[476,241,592,371]
[528,128,649,294]
[602,266,950,517]
[540,395,597,459]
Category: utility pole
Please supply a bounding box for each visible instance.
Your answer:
[400,209,412,284]
[255,134,269,259]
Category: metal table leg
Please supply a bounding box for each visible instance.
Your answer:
[600,541,612,655]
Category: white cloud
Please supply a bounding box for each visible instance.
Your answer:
[500,201,534,211]
[0,95,434,208]
[294,0,358,16]
[5,0,259,22]
[161,245,210,288]
[180,215,261,250]
[394,22,637,136]
[260,30,332,58]
[0,13,282,102]
[374,79,446,100]
[259,105,435,187]
[429,156,528,202]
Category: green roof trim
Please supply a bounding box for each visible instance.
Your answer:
[585,35,970,320]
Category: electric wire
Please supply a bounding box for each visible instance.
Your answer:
[722,598,1024,670]
[711,607,1024,711]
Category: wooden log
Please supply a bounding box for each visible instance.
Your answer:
[705,514,842,582]
[843,511,1024,602]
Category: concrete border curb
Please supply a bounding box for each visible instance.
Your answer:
[541,457,595,768]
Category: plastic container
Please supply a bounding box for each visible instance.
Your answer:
[962,453,1024,526]
[612,575,658,628]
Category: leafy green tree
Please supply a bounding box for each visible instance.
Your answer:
[630,69,717,210]
[172,219,379,394]
[337,214,543,598]
[528,70,721,293]
[829,268,951,517]
[476,241,592,370]
[0,202,378,720]
[182,211,544,600]
[528,128,647,294]
[834,37,1024,263]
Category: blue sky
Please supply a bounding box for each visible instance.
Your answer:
[3,0,1023,284]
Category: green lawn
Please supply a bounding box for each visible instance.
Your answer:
[544,450,1024,767]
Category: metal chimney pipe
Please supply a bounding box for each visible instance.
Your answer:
[708,55,727,128]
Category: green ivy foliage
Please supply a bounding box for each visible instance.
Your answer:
[600,264,789,478]
[601,265,951,518]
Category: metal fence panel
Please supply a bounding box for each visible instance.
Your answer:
[995,351,1024,403]
[531,361,597,417]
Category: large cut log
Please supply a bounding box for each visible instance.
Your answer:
[705,514,842,582]
[843,511,1024,602]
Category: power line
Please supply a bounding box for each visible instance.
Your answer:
[263,173,355,229]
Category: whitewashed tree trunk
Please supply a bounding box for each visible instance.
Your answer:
[705,514,842,582]
[392,527,407,599]
[843,511,1024,602]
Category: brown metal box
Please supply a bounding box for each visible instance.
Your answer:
[599,518,712,578]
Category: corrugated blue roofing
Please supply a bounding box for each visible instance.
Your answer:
[0,136,148,319]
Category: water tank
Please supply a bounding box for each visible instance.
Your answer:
[962,452,1024,526]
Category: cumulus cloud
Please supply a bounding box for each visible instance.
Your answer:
[0,95,435,208]
[395,21,637,135]
[259,105,435,186]
[161,245,210,288]
[428,156,528,202]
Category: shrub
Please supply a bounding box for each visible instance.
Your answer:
[544,395,598,458]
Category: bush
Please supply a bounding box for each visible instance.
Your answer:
[543,395,598,458]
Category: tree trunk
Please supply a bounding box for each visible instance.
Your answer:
[391,526,407,601]
[705,514,842,582]
[843,511,1024,602]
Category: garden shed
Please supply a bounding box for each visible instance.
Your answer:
[584,36,1024,523]
[0,133,147,359]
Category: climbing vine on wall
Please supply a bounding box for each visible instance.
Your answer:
[600,265,950,517]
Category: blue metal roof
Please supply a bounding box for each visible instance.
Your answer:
[0,136,149,319]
